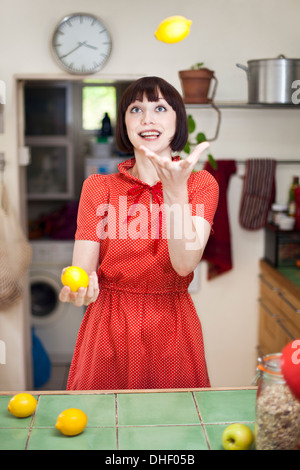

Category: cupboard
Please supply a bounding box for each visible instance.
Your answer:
[258,259,300,356]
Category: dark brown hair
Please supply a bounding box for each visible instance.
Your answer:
[115,76,188,153]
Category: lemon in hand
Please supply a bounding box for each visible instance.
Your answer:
[61,266,89,292]
[55,408,88,436]
[8,393,37,418]
[155,16,192,43]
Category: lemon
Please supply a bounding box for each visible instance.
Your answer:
[55,408,88,436]
[61,266,89,292]
[8,393,37,418]
[155,16,192,44]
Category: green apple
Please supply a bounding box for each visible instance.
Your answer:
[222,423,253,450]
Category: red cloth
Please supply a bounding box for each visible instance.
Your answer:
[66,158,219,390]
[202,160,236,279]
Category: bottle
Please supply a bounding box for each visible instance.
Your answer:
[288,176,299,217]
[255,353,300,450]
[295,187,300,231]
[100,112,112,137]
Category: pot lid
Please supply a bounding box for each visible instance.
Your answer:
[248,54,300,63]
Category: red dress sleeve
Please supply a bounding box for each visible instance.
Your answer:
[75,174,109,242]
[188,170,219,226]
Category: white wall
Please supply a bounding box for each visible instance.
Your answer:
[0,0,300,389]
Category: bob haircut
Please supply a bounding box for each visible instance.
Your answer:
[115,76,188,154]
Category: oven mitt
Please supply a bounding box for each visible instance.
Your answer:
[239,159,276,230]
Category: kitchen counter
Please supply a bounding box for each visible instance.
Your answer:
[261,259,300,296]
[277,266,300,289]
[0,387,257,450]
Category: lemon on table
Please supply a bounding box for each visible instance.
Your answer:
[155,16,192,43]
[61,266,89,292]
[8,393,37,418]
[55,408,88,436]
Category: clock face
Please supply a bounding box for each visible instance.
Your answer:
[52,13,112,75]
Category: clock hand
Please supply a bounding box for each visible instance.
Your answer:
[60,42,86,59]
[82,43,98,50]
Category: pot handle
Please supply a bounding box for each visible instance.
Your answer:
[236,63,249,74]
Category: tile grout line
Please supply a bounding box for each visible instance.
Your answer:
[24,394,41,450]
[115,393,119,450]
[191,392,211,450]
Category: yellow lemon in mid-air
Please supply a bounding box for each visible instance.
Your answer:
[61,266,89,292]
[8,393,37,418]
[55,408,88,436]
[155,16,192,43]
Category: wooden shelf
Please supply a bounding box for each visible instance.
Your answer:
[186,101,300,109]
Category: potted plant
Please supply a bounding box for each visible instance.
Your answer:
[179,62,218,104]
[183,114,217,170]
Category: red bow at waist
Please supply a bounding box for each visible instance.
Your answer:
[126,183,163,254]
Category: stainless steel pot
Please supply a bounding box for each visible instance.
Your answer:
[236,55,300,104]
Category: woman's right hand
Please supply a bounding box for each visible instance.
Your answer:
[59,271,99,307]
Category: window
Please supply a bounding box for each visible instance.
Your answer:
[82,85,116,131]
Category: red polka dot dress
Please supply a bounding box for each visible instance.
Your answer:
[67,157,219,390]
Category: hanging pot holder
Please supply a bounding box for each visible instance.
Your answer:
[239,159,276,230]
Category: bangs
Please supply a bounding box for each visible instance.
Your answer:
[123,79,162,108]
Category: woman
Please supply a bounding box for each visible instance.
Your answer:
[59,76,219,390]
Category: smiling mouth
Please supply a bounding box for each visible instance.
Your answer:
[139,131,161,140]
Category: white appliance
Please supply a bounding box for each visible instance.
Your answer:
[85,156,125,178]
[29,240,84,364]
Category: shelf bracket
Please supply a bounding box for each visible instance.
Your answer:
[208,103,222,141]
[187,102,222,143]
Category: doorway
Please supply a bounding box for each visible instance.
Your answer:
[16,75,135,389]
[22,78,133,235]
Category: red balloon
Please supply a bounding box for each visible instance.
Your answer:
[281,339,300,401]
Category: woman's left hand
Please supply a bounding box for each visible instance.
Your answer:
[140,141,210,193]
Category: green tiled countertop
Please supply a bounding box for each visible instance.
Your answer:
[278,266,300,288]
[0,387,256,450]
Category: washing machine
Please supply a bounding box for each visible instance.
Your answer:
[29,240,84,364]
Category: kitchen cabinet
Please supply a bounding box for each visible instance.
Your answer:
[257,259,300,356]
[24,82,74,200]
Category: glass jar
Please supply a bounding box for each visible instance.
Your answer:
[271,203,288,226]
[255,353,300,450]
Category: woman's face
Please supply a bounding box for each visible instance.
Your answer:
[124,92,176,157]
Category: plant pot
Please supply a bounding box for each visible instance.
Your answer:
[179,68,218,104]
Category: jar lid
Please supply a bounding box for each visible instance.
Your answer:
[257,353,283,376]
[271,203,288,211]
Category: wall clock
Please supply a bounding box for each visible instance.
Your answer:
[51,13,112,75]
